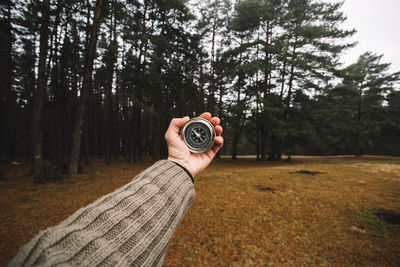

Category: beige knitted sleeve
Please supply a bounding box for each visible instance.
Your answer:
[9,160,195,267]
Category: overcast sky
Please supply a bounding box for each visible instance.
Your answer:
[338,0,400,72]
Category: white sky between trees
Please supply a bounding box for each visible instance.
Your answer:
[338,0,400,72]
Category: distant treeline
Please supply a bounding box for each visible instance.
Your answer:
[0,0,399,177]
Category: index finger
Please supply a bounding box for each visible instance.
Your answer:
[199,112,211,120]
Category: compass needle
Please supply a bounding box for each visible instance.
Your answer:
[180,117,216,153]
[192,129,204,142]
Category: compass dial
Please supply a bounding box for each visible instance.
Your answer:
[186,123,210,148]
[180,117,216,153]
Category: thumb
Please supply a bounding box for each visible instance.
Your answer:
[168,116,190,135]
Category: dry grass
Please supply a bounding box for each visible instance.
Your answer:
[1,156,400,266]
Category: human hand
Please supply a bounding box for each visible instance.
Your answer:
[165,112,224,178]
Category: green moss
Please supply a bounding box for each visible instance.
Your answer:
[347,212,386,235]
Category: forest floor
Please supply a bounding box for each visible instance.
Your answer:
[0,156,400,266]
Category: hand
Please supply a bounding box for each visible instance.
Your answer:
[165,112,224,178]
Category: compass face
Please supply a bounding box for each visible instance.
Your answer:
[180,117,216,153]
[185,123,211,149]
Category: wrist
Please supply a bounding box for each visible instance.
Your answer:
[168,158,194,183]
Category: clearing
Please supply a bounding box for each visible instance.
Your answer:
[0,156,399,266]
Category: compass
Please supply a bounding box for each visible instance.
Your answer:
[180,117,216,153]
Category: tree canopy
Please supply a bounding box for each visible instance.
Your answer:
[0,0,399,180]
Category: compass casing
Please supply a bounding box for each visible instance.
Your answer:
[180,117,216,153]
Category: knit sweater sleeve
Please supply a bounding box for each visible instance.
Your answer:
[9,160,195,267]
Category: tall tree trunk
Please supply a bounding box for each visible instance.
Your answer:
[199,53,205,113]
[255,27,260,161]
[260,134,268,161]
[50,4,62,157]
[256,92,261,161]
[260,21,271,161]
[263,21,270,96]
[69,0,103,174]
[114,68,121,159]
[354,88,363,156]
[85,0,91,50]
[208,19,216,114]
[279,58,287,108]
[215,82,223,159]
[135,106,142,159]
[128,105,135,164]
[71,19,80,109]
[268,135,278,161]
[283,36,298,122]
[231,44,243,160]
[218,84,223,120]
[278,37,298,160]
[1,0,13,160]
[104,35,117,164]
[24,39,37,160]
[283,62,295,121]
[31,0,50,176]
[84,108,90,166]
[91,91,99,157]
[231,134,239,160]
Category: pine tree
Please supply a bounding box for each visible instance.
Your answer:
[31,0,50,176]
[336,52,400,156]
[69,0,104,174]
[0,0,14,160]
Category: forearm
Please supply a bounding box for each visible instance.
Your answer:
[9,160,195,267]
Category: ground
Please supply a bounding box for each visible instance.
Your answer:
[0,156,399,266]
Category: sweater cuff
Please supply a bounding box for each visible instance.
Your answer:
[170,161,194,184]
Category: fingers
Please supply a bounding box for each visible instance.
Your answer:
[210,117,220,126]
[211,136,224,154]
[166,113,223,154]
[200,112,222,137]
[215,125,223,136]
[201,112,219,126]
[200,112,220,127]
[214,136,224,146]
[205,135,224,160]
[200,112,211,120]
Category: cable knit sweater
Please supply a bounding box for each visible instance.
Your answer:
[9,160,195,267]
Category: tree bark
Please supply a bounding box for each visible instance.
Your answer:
[128,105,135,164]
[1,0,13,160]
[279,58,287,108]
[256,93,261,161]
[231,44,244,160]
[283,35,298,122]
[199,53,205,113]
[105,21,117,164]
[354,87,363,156]
[231,134,240,160]
[31,0,50,176]
[215,81,223,159]
[208,19,216,114]
[69,0,103,174]
[263,21,270,96]
[50,4,62,156]
[260,21,271,161]
[278,36,298,160]
[255,27,260,161]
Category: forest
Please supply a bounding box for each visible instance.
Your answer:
[1,0,400,180]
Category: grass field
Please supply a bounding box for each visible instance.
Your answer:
[1,156,399,266]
